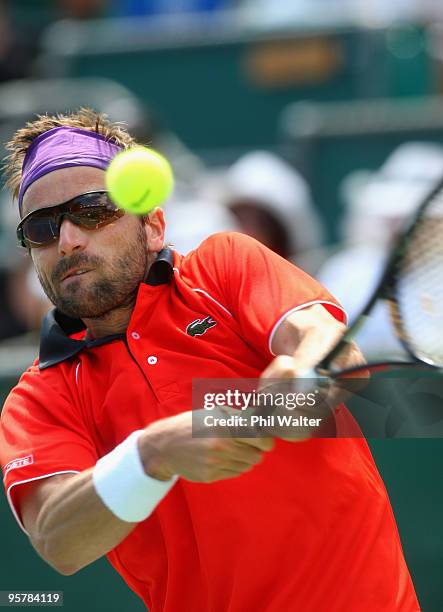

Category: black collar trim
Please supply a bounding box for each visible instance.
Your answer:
[38,248,174,370]
[145,247,174,285]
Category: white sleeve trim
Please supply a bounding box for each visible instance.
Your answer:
[268,300,348,356]
[6,470,80,535]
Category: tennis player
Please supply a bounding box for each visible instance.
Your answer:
[0,110,419,611]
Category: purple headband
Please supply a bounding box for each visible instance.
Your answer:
[18,126,123,217]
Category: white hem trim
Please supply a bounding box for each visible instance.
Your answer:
[268,300,348,356]
[6,470,80,534]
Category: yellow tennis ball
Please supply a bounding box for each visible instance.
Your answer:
[106,146,174,214]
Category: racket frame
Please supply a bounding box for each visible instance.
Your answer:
[316,175,443,378]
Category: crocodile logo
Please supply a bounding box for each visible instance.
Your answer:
[186,316,217,337]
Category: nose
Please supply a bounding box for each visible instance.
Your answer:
[57,217,89,256]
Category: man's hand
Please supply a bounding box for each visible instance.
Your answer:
[138,409,274,483]
[257,305,368,440]
[269,304,365,375]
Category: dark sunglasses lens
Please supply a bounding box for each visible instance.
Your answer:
[74,207,120,226]
[70,193,123,228]
[72,192,112,209]
[19,192,124,247]
[22,216,58,247]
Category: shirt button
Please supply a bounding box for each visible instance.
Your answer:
[147,355,157,365]
[131,332,140,340]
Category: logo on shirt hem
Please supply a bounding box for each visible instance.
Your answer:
[187,316,217,337]
[4,455,34,474]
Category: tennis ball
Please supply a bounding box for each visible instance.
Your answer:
[106,146,174,214]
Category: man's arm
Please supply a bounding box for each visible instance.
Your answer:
[257,304,366,439]
[18,471,133,575]
[17,306,353,574]
[18,411,273,575]
[268,304,364,376]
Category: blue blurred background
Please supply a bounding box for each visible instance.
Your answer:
[0,0,443,609]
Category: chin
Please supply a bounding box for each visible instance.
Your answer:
[56,297,103,319]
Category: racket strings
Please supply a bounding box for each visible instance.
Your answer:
[395,192,443,367]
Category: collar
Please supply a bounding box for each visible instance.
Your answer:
[38,248,174,370]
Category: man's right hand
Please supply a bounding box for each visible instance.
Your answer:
[138,409,274,483]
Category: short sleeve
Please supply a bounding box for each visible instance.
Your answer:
[0,362,98,530]
[182,232,346,357]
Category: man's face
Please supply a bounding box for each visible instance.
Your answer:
[22,166,165,320]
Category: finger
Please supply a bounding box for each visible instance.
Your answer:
[218,441,262,462]
[260,355,298,381]
[232,436,275,452]
[332,341,370,378]
[212,466,256,481]
[223,458,262,472]
[203,438,263,464]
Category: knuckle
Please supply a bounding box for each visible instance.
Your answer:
[335,321,347,334]
[247,449,263,464]
[239,463,254,474]
[203,464,218,481]
[262,438,275,451]
[208,439,226,454]
[275,355,294,368]
[276,358,297,377]
[204,454,219,468]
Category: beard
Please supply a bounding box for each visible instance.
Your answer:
[37,222,150,319]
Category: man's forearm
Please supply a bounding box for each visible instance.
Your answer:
[25,412,272,575]
[270,304,343,366]
[30,469,135,575]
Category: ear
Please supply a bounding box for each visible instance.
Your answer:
[144,207,166,253]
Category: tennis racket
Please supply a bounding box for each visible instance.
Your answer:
[314,174,443,380]
[253,180,443,438]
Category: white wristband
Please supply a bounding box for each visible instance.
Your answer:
[92,430,177,523]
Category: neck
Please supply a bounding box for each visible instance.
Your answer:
[82,299,136,340]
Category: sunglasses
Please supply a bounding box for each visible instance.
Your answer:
[17,191,125,248]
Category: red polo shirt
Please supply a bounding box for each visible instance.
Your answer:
[0,232,419,611]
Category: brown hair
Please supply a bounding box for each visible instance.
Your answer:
[3,107,138,201]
